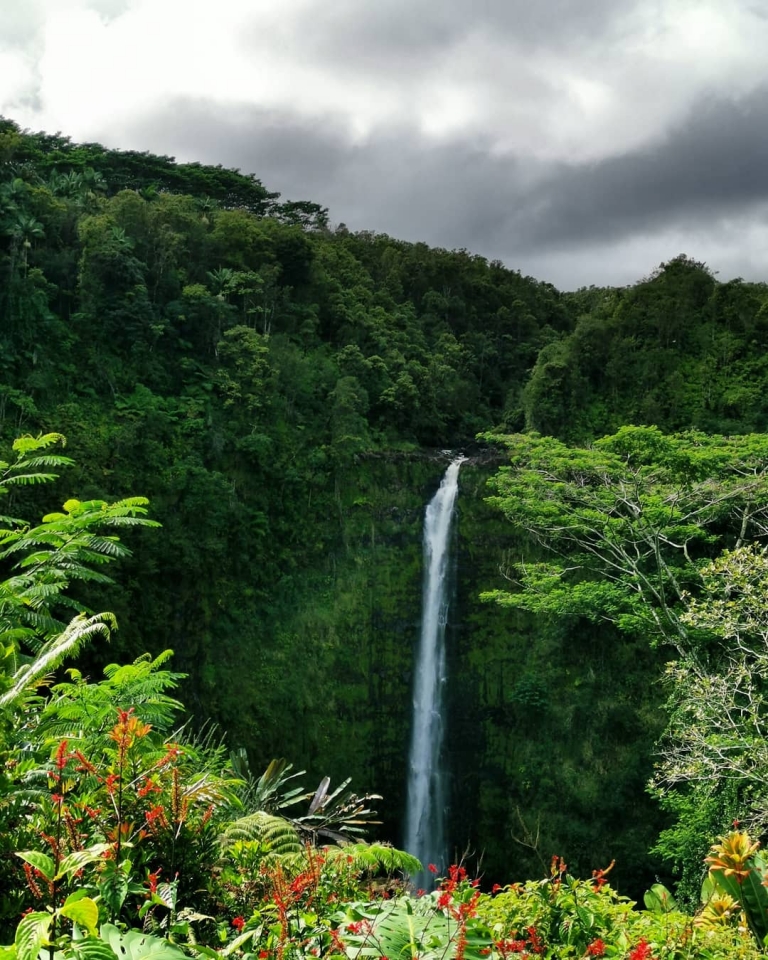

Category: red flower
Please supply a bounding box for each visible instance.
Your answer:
[492,883,502,893]
[147,870,161,895]
[428,863,438,874]
[73,751,98,775]
[55,740,70,771]
[498,942,527,955]
[586,939,606,957]
[526,927,545,955]
[592,860,615,891]
[231,916,245,931]
[156,744,183,769]
[137,778,161,798]
[629,941,654,960]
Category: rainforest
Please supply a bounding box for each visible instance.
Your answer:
[3,115,768,957]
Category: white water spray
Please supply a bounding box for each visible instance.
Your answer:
[405,457,465,884]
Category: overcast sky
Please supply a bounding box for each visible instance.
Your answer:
[2,0,768,289]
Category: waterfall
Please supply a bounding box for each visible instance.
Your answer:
[404,456,465,886]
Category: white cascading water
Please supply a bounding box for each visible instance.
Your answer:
[404,456,465,886]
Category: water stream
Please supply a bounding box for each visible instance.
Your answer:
[404,456,465,886]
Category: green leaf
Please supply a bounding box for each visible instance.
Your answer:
[60,897,99,937]
[56,845,112,880]
[69,940,119,960]
[186,947,219,960]
[99,926,187,960]
[98,868,129,916]
[643,882,677,914]
[15,912,51,960]
[16,851,55,883]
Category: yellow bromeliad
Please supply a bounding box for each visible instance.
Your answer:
[705,831,761,882]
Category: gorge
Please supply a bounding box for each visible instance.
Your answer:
[2,118,768,900]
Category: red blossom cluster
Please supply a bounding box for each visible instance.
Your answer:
[628,940,655,960]
[493,926,544,958]
[146,869,161,896]
[435,865,483,960]
[22,862,46,899]
[493,937,529,955]
[591,860,615,891]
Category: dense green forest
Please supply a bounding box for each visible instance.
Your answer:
[3,112,768,922]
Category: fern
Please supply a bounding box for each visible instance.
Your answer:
[326,842,422,877]
[220,811,303,854]
[39,651,186,739]
[0,612,115,711]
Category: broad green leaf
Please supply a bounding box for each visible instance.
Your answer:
[99,925,187,960]
[68,940,119,960]
[60,897,99,937]
[14,912,51,960]
[57,845,112,880]
[17,851,55,882]
[98,868,129,916]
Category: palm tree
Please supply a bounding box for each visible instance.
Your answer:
[7,212,44,272]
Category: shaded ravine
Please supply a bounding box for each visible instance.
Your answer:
[404,457,465,887]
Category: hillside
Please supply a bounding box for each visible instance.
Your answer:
[3,116,768,894]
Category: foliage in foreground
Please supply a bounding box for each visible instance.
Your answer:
[5,850,766,960]
[0,431,767,958]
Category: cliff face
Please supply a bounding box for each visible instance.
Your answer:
[223,457,667,897]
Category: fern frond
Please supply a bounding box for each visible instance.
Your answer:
[8,455,74,471]
[0,612,114,710]
[2,472,60,486]
[11,433,67,455]
[220,811,302,854]
[327,843,422,877]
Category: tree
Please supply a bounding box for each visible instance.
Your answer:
[481,426,768,657]
[483,425,768,896]
[649,544,768,899]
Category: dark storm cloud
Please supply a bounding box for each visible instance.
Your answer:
[127,84,768,263]
[518,87,768,248]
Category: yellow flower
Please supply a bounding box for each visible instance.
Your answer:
[706,831,760,880]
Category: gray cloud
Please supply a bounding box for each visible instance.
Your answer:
[519,87,768,247]
[268,0,643,73]
[122,81,768,288]
[0,3,43,51]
